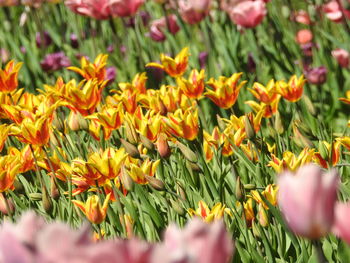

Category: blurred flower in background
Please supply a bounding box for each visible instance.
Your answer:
[332,48,350,68]
[36,31,53,48]
[228,0,267,28]
[178,0,212,25]
[149,14,180,42]
[305,66,328,85]
[40,52,71,72]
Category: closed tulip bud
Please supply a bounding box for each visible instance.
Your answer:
[156,133,171,158]
[319,141,329,160]
[187,161,202,173]
[278,164,339,239]
[140,134,154,151]
[245,115,255,140]
[52,113,65,132]
[170,199,185,216]
[252,220,261,238]
[303,95,316,115]
[50,176,60,201]
[145,175,165,191]
[216,115,226,131]
[120,165,134,191]
[176,141,198,163]
[120,138,140,159]
[274,111,284,134]
[42,185,53,214]
[258,204,269,227]
[244,184,256,190]
[0,193,15,215]
[29,193,43,201]
[125,120,139,145]
[176,183,186,201]
[68,111,88,131]
[235,176,243,201]
[13,179,24,193]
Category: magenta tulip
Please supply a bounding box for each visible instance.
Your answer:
[178,0,212,25]
[332,48,350,68]
[278,164,339,239]
[228,0,267,28]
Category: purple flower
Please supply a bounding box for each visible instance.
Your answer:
[40,52,71,72]
[305,66,327,85]
[36,31,52,48]
[70,33,79,49]
[198,52,208,69]
[105,66,117,85]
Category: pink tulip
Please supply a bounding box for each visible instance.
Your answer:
[332,202,350,245]
[323,1,343,22]
[153,219,234,263]
[278,164,339,239]
[295,29,313,45]
[65,0,111,20]
[149,15,180,42]
[178,0,212,24]
[228,0,267,28]
[332,48,350,68]
[293,10,311,25]
[108,0,145,17]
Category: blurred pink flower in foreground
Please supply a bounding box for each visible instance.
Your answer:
[332,48,350,68]
[278,164,339,239]
[228,0,267,28]
[149,15,180,42]
[0,212,234,263]
[332,202,350,245]
[178,0,212,25]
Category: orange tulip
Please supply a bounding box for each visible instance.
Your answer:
[0,60,22,93]
[205,73,246,109]
[68,54,108,82]
[339,90,350,105]
[0,155,20,192]
[72,193,111,224]
[248,80,278,105]
[177,69,205,99]
[146,47,189,78]
[276,75,306,102]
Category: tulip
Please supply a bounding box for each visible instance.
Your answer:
[149,15,180,42]
[198,51,208,69]
[177,69,205,99]
[72,194,111,224]
[205,73,247,109]
[305,66,327,85]
[70,33,79,49]
[295,29,313,45]
[332,48,350,68]
[339,90,350,104]
[68,54,108,82]
[332,202,350,244]
[153,218,234,263]
[249,79,278,105]
[108,0,145,17]
[65,0,111,20]
[188,201,231,223]
[178,0,212,25]
[229,0,267,28]
[35,31,52,48]
[323,0,343,22]
[276,75,306,102]
[278,164,339,239]
[40,52,71,72]
[0,60,22,93]
[146,47,189,78]
[293,10,311,25]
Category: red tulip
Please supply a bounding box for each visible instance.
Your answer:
[178,0,212,25]
[332,48,350,68]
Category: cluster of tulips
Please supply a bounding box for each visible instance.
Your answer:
[1,45,350,262]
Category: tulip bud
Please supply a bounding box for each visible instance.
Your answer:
[319,141,329,160]
[156,133,171,158]
[216,115,226,131]
[145,175,165,191]
[235,176,243,201]
[68,111,88,131]
[42,185,53,214]
[50,176,60,200]
[244,184,256,190]
[0,193,15,215]
[245,115,255,140]
[258,204,269,227]
[252,220,262,238]
[303,95,316,116]
[13,179,24,194]
[140,134,154,151]
[176,182,186,201]
[120,138,140,159]
[120,166,134,191]
[52,113,65,132]
[274,111,284,134]
[176,141,198,163]
[29,193,43,201]
[70,33,79,49]
[124,120,139,145]
[170,199,186,216]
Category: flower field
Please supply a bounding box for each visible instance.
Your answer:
[1,0,350,262]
